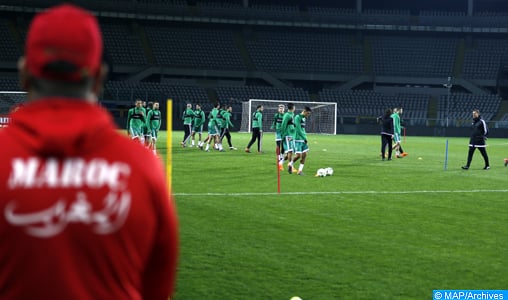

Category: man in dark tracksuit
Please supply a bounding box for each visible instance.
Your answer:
[379,109,394,161]
[462,109,490,170]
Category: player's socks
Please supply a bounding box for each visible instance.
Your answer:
[299,164,304,172]
[205,144,210,151]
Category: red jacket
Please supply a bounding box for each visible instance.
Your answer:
[0,98,178,300]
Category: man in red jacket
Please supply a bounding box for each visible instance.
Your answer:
[0,4,179,300]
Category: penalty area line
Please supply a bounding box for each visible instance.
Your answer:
[174,189,508,197]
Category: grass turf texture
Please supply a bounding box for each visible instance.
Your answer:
[160,131,508,300]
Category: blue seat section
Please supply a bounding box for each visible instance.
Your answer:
[101,22,148,66]
[319,89,429,125]
[436,93,501,126]
[370,35,457,77]
[144,25,247,70]
[0,19,21,62]
[0,78,20,91]
[245,29,364,74]
[215,85,309,103]
[105,81,209,105]
[462,38,508,80]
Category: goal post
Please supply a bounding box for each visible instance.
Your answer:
[240,99,337,135]
[0,91,27,127]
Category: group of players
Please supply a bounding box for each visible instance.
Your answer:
[181,102,237,152]
[126,99,162,155]
[270,103,312,175]
[178,101,313,175]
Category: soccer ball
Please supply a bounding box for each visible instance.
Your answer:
[315,168,327,177]
[325,167,334,176]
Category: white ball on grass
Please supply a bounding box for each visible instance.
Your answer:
[316,168,326,177]
[325,167,334,176]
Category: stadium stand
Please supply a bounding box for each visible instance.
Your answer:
[215,85,309,103]
[319,89,429,125]
[144,25,247,70]
[105,81,209,104]
[370,35,457,77]
[101,22,148,66]
[462,38,508,80]
[436,93,501,126]
[0,18,22,62]
[244,29,364,74]
[0,2,507,132]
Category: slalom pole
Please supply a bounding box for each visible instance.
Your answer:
[444,139,449,171]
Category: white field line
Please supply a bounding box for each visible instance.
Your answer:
[174,189,508,197]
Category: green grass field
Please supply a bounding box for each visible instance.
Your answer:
[162,131,508,300]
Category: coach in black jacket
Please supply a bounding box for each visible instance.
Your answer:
[462,109,490,170]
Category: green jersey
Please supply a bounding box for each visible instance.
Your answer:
[147,109,161,131]
[281,111,295,138]
[252,110,262,129]
[141,107,149,133]
[208,108,219,128]
[127,107,146,130]
[216,109,226,129]
[193,109,205,127]
[294,113,308,141]
[271,112,284,132]
[182,108,194,125]
[391,112,401,134]
[222,110,234,129]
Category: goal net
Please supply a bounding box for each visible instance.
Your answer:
[0,91,27,127]
[240,99,337,134]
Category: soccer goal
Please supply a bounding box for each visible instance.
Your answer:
[0,91,27,127]
[240,99,337,134]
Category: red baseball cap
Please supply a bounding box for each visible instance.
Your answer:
[25,4,103,82]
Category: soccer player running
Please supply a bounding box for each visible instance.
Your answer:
[220,105,237,150]
[462,109,490,170]
[146,101,161,155]
[127,99,146,144]
[271,104,285,170]
[181,103,194,147]
[281,103,296,173]
[245,105,263,153]
[291,106,312,175]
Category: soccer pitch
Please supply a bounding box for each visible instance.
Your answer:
[162,131,508,300]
